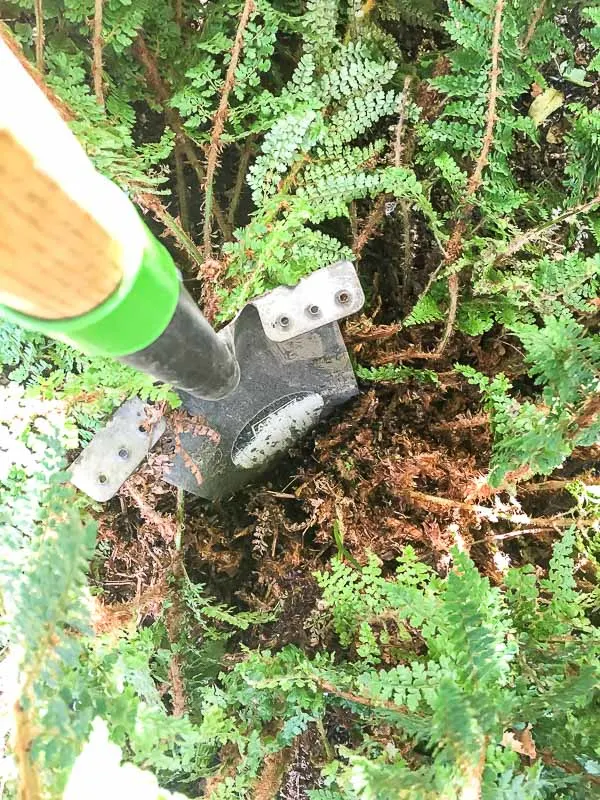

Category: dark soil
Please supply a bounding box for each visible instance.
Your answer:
[87,10,600,794]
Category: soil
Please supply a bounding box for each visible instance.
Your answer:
[86,10,600,796]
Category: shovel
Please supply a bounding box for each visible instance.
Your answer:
[0,39,364,501]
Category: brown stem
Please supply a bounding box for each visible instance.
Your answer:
[539,749,600,787]
[521,479,573,493]
[493,193,600,268]
[34,0,44,73]
[520,0,547,51]
[459,738,489,800]
[466,0,503,199]
[203,0,256,259]
[315,678,417,716]
[174,0,183,27]
[436,0,504,354]
[253,749,293,800]
[569,393,600,439]
[136,192,204,268]
[394,75,413,169]
[401,488,575,529]
[352,77,413,258]
[133,35,231,240]
[14,699,43,800]
[430,413,489,431]
[353,195,387,256]
[227,137,255,228]
[400,199,412,302]
[92,0,104,105]
[174,140,190,233]
[436,271,459,353]
[122,481,178,543]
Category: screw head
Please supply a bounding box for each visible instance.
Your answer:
[306,304,320,317]
[118,447,129,460]
[277,314,291,328]
[335,289,351,305]
[98,473,108,485]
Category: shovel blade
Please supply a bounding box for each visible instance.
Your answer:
[165,307,358,498]
[67,262,364,502]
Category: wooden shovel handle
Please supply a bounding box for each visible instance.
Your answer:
[0,132,123,320]
[0,37,145,320]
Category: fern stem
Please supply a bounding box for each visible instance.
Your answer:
[459,737,489,800]
[133,35,231,241]
[520,0,547,52]
[436,270,460,354]
[539,748,600,787]
[175,487,185,552]
[466,0,504,199]
[353,76,413,258]
[14,699,43,800]
[174,140,190,233]
[33,0,44,73]
[353,194,387,257]
[437,0,505,354]
[315,678,422,717]
[569,392,600,439]
[92,0,104,106]
[399,488,576,530]
[136,192,204,268]
[227,137,255,228]
[173,0,183,27]
[394,75,413,169]
[122,480,178,542]
[493,193,600,267]
[203,0,255,260]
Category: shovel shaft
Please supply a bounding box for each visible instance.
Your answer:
[0,36,239,401]
[121,287,240,400]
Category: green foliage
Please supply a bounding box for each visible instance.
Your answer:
[218,33,439,317]
[565,102,600,200]
[178,539,596,798]
[355,363,439,385]
[456,307,600,485]
[2,425,598,797]
[3,0,600,797]
[396,1,600,482]
[0,320,180,443]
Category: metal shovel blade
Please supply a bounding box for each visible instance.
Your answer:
[69,262,364,502]
[165,261,364,499]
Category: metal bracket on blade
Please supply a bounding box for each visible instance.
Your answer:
[249,261,364,342]
[69,398,166,501]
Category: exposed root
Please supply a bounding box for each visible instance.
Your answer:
[92,0,104,105]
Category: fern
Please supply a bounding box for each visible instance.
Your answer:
[457,309,600,485]
[355,364,440,384]
[219,36,438,317]
[0,444,97,796]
